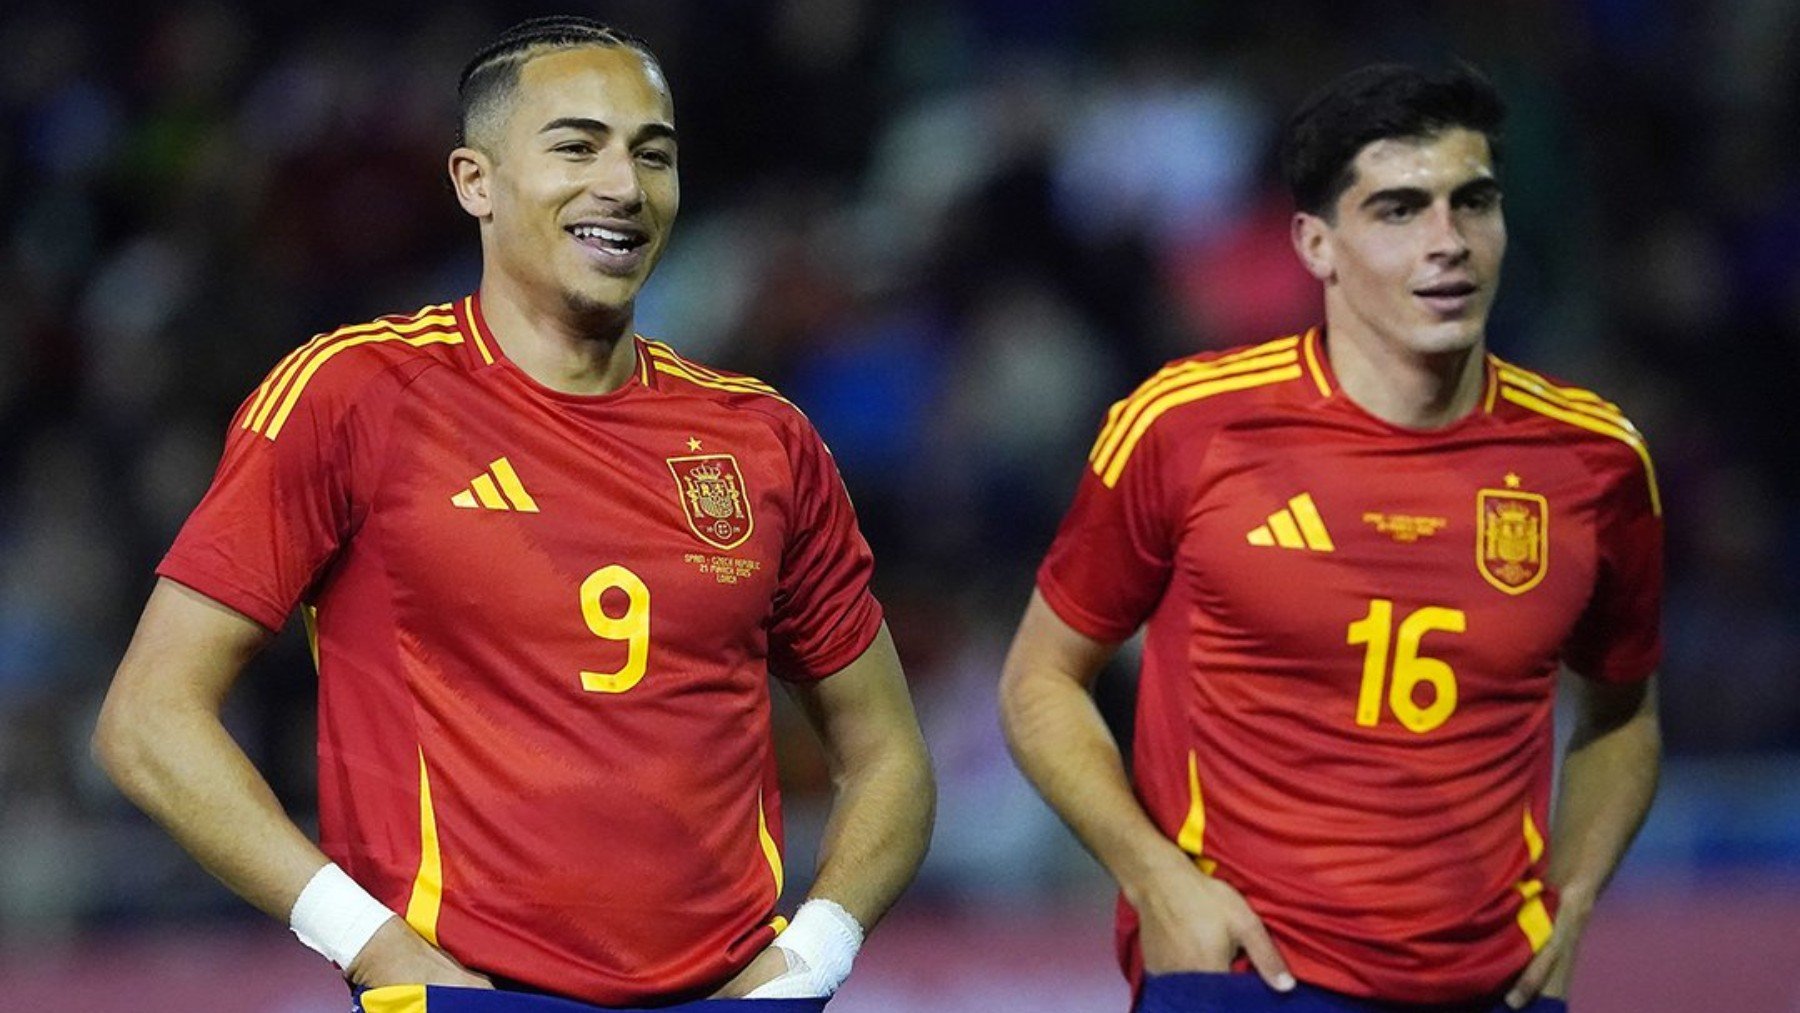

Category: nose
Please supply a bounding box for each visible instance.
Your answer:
[588,144,644,211]
[1424,201,1469,264]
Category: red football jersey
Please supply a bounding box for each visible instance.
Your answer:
[1038,329,1662,1003]
[159,295,884,1005]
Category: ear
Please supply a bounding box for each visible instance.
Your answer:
[449,147,494,219]
[1291,211,1335,283]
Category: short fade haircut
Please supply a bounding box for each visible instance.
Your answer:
[458,15,663,152]
[1281,62,1506,218]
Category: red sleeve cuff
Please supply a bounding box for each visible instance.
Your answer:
[777,595,885,683]
[155,557,292,633]
[1036,570,1136,644]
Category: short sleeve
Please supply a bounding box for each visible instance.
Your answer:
[156,365,366,632]
[1036,419,1179,643]
[766,414,884,682]
[1563,450,1663,683]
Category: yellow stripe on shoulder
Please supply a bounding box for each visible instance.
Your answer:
[250,323,462,441]
[643,341,779,393]
[246,308,457,435]
[1495,361,1627,425]
[651,361,794,406]
[1095,363,1302,488]
[1499,385,1662,517]
[1090,337,1301,466]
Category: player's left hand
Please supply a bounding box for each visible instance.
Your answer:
[1504,891,1593,1008]
[711,943,795,999]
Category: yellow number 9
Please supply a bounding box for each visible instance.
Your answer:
[579,565,650,693]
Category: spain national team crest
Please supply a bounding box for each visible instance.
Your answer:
[667,453,754,550]
[1477,488,1548,595]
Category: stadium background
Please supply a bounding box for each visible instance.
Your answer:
[2,1,1797,1009]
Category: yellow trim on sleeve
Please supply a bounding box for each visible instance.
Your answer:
[261,329,462,440]
[1090,338,1301,463]
[1097,366,1302,488]
[1499,386,1662,517]
[403,749,444,946]
[1090,347,1299,473]
[248,311,455,434]
[1496,361,1623,414]
[242,339,325,431]
[643,340,777,389]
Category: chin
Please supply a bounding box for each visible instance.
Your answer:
[1406,319,1486,356]
[563,281,641,318]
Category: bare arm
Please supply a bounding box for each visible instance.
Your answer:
[783,623,936,929]
[1507,671,1660,1007]
[998,591,1291,990]
[92,578,487,987]
[718,623,934,997]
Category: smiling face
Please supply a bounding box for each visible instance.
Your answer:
[1292,127,1505,360]
[451,44,679,319]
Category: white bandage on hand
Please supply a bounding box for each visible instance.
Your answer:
[288,863,397,969]
[744,898,865,999]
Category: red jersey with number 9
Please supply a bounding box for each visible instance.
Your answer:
[1037,329,1661,1004]
[158,295,883,1005]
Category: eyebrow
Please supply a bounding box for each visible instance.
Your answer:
[539,116,678,144]
[1359,177,1502,210]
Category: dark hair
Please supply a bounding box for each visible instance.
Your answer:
[1281,62,1506,218]
[458,16,663,151]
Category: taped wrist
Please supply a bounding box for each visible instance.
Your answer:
[288,863,395,969]
[771,898,864,995]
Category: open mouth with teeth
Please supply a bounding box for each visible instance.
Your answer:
[567,224,650,268]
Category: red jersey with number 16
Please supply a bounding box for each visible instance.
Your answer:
[158,295,883,1006]
[1037,329,1662,1004]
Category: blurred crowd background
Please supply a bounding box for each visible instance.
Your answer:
[3,1,1798,1009]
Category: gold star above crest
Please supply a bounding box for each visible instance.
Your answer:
[687,437,703,452]
[1504,472,1522,488]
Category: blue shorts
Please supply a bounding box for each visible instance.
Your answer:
[1136,972,1569,1013]
[353,984,828,1013]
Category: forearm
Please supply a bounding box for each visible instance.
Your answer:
[93,582,336,925]
[804,732,935,930]
[96,695,332,920]
[999,644,1189,903]
[1547,674,1661,912]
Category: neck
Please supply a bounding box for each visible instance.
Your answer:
[477,281,639,396]
[1324,317,1486,430]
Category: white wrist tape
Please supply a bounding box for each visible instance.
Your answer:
[770,898,863,995]
[288,863,396,969]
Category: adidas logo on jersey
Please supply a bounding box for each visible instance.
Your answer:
[451,457,539,512]
[1246,493,1335,552]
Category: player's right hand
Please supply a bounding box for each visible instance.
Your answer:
[345,917,496,990]
[1131,854,1295,993]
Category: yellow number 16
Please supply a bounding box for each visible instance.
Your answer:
[580,565,650,693]
[1346,599,1465,733]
